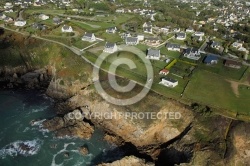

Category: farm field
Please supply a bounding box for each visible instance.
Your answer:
[183,69,250,115]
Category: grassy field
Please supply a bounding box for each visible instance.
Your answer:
[183,69,250,115]
[198,59,247,80]
[99,32,123,43]
[72,38,94,49]
[160,47,181,58]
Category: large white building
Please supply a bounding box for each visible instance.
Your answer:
[159,77,178,88]
[61,25,73,33]
[39,14,49,20]
[82,33,96,42]
[103,42,118,53]
[14,20,26,27]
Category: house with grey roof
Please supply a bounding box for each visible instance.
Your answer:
[183,47,201,60]
[53,17,62,25]
[103,42,118,53]
[125,37,139,45]
[210,41,221,50]
[144,37,160,46]
[106,27,117,33]
[159,77,178,88]
[33,23,46,30]
[146,48,160,60]
[61,25,73,33]
[186,27,194,33]
[175,32,186,40]
[166,43,181,52]
[143,27,153,34]
[82,33,96,42]
[143,22,153,34]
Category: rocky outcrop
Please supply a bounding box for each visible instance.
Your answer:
[51,88,194,159]
[78,145,89,156]
[98,156,154,166]
[0,66,51,90]
[43,110,94,139]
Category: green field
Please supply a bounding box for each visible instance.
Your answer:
[160,47,181,58]
[198,59,247,80]
[183,70,250,115]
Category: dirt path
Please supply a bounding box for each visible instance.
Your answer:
[227,80,250,97]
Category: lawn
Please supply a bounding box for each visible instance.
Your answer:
[168,38,186,46]
[72,38,94,49]
[100,32,123,43]
[198,59,247,80]
[135,44,148,52]
[160,47,181,58]
[183,69,250,115]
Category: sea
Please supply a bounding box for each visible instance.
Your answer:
[0,90,123,166]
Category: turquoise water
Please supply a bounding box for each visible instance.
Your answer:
[0,90,121,166]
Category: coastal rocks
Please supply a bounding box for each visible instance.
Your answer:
[98,156,154,166]
[43,113,94,139]
[78,145,89,155]
[55,121,94,139]
[59,90,194,159]
[103,133,124,146]
[42,117,65,131]
[0,66,51,90]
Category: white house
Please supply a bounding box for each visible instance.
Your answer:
[159,77,178,88]
[14,0,22,5]
[186,27,194,33]
[125,37,139,45]
[146,49,160,60]
[106,27,117,33]
[61,25,73,33]
[194,31,205,37]
[160,26,170,34]
[136,34,144,41]
[62,0,71,5]
[39,14,49,20]
[103,42,118,53]
[166,43,181,52]
[14,20,26,27]
[175,32,186,40]
[4,3,13,9]
[116,9,125,13]
[82,33,96,42]
[4,9,13,13]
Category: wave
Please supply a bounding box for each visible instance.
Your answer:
[0,139,43,159]
[51,142,77,166]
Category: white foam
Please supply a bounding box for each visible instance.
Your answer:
[23,127,30,132]
[0,139,43,159]
[51,142,76,166]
